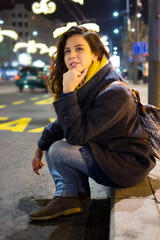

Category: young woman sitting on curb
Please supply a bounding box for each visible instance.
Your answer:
[29,26,156,221]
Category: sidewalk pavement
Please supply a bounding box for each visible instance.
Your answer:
[110,161,160,240]
[0,80,17,94]
[127,80,148,103]
[110,81,160,240]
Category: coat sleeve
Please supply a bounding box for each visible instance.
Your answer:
[53,85,135,145]
[38,118,64,150]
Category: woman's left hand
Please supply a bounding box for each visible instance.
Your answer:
[63,68,88,93]
[32,147,45,175]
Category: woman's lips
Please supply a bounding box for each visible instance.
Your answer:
[70,62,80,68]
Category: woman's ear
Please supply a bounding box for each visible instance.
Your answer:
[92,54,98,62]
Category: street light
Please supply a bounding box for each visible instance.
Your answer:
[136,13,142,18]
[32,0,56,15]
[32,31,38,36]
[113,28,119,34]
[53,22,100,38]
[113,51,118,55]
[14,40,57,57]
[0,28,18,42]
[71,0,84,4]
[0,20,4,25]
[113,11,119,17]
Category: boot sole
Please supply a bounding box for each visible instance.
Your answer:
[81,198,91,204]
[29,207,82,221]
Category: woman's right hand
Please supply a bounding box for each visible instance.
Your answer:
[63,68,88,93]
[32,147,45,175]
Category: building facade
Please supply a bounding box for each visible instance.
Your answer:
[0,3,61,68]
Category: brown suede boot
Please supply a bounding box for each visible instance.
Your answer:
[29,196,82,221]
[78,192,91,204]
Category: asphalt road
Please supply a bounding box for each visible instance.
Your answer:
[0,83,111,240]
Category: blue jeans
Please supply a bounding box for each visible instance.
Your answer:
[45,140,90,197]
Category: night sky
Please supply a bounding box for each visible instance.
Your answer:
[0,0,148,50]
[0,0,148,35]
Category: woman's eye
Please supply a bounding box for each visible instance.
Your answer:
[77,47,83,51]
[64,49,70,54]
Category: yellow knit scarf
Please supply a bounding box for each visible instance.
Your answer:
[75,56,109,91]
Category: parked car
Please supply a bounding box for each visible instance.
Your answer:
[14,66,48,92]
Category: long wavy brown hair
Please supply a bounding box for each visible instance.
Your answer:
[47,26,110,100]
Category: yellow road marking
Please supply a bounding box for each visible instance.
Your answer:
[30,97,40,101]
[0,105,6,109]
[34,98,53,105]
[0,117,32,132]
[43,94,50,98]
[49,118,55,122]
[28,126,45,133]
[12,100,26,105]
[0,117,56,132]
[0,117,9,120]
[28,118,55,132]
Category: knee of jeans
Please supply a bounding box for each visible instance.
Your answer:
[48,140,64,165]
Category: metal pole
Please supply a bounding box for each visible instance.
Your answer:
[133,0,139,84]
[122,0,130,74]
[126,0,130,31]
[148,0,160,107]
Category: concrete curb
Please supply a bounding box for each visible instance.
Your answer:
[109,161,160,240]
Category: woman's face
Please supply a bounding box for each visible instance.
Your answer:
[64,34,97,72]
